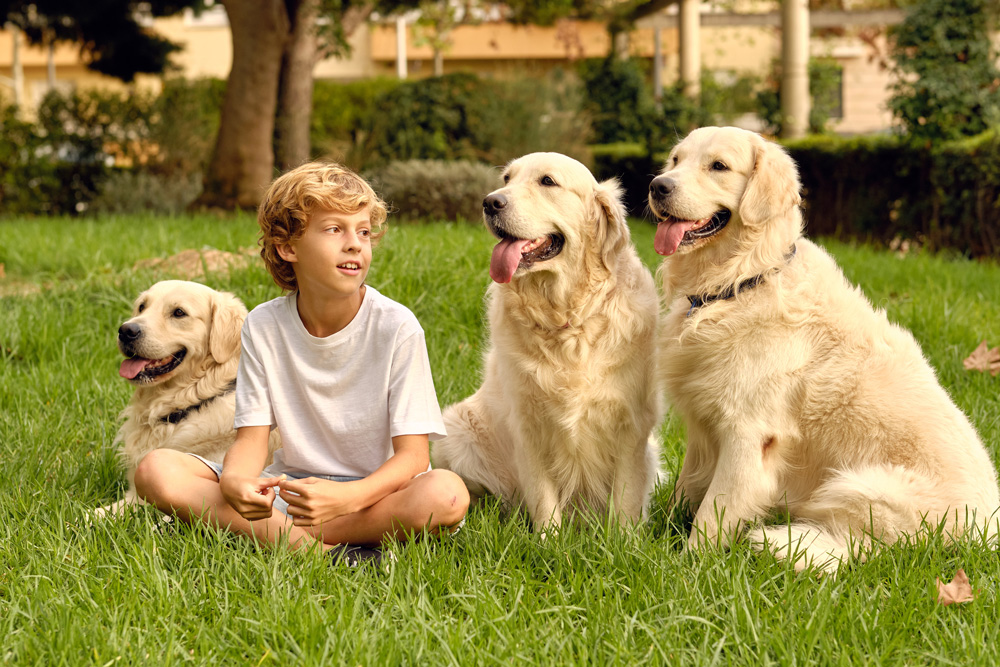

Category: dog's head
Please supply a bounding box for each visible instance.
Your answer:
[117,280,247,385]
[647,127,802,266]
[484,152,628,285]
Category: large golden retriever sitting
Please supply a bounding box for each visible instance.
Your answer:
[431,152,662,531]
[648,126,1000,571]
[95,280,279,518]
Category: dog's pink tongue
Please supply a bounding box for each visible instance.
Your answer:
[655,221,696,256]
[490,238,531,284]
[119,358,151,379]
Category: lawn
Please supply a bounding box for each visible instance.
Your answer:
[2,214,1000,665]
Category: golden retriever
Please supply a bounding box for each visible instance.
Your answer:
[648,126,1000,571]
[95,280,279,518]
[431,152,662,531]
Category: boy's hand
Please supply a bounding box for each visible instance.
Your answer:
[278,477,364,527]
[221,473,284,520]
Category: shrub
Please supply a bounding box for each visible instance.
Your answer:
[784,130,1000,258]
[90,169,203,215]
[311,77,403,168]
[888,0,1000,143]
[351,72,590,172]
[365,160,501,222]
[578,56,660,146]
[590,143,663,218]
[150,78,226,176]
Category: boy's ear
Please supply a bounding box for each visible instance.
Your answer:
[276,243,297,263]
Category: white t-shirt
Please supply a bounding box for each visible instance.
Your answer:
[234,287,446,477]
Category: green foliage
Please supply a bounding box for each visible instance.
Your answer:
[888,0,1000,142]
[578,56,659,145]
[365,160,501,222]
[785,128,1000,257]
[0,80,224,216]
[311,77,403,167]
[348,71,590,170]
[757,58,844,136]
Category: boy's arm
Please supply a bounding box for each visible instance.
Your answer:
[277,433,429,527]
[219,424,284,520]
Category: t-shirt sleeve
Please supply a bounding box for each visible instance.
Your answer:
[234,319,276,429]
[387,328,447,441]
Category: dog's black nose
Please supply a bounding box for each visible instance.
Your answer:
[118,322,141,342]
[483,193,507,214]
[649,176,676,198]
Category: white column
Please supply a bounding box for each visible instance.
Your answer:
[653,28,663,100]
[12,24,24,108]
[679,0,701,98]
[395,16,407,79]
[780,0,810,138]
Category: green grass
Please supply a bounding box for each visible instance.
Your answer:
[2,215,1000,665]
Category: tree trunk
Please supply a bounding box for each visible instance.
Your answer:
[275,0,319,171]
[195,0,290,210]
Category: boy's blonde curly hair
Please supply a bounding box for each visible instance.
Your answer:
[257,162,388,292]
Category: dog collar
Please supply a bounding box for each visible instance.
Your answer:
[686,244,797,317]
[159,380,237,424]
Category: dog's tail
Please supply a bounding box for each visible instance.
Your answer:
[751,464,999,572]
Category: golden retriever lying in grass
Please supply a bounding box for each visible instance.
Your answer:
[95,280,279,519]
[648,126,1000,571]
[431,153,662,531]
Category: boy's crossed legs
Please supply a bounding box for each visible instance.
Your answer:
[134,449,469,552]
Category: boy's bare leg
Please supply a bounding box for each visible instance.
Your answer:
[297,469,470,546]
[134,449,327,551]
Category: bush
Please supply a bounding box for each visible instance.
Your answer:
[578,56,659,145]
[888,0,1000,143]
[590,143,664,218]
[90,169,203,215]
[365,160,501,222]
[355,72,590,171]
[311,77,403,168]
[785,130,1000,258]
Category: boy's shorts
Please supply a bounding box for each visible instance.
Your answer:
[188,454,362,517]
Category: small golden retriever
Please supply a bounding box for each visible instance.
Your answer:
[648,126,1000,571]
[95,280,278,518]
[431,152,662,531]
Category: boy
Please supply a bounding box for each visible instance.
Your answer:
[135,162,469,565]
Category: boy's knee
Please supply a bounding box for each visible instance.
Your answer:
[424,469,470,526]
[134,449,179,503]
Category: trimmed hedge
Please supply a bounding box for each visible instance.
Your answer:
[365,159,501,222]
[785,132,1000,258]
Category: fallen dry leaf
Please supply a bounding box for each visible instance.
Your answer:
[963,340,1000,376]
[936,568,975,606]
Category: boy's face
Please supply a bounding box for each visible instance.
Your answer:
[278,207,373,300]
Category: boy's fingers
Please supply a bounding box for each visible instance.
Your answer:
[277,477,312,494]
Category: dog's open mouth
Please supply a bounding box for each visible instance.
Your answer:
[119,349,186,383]
[489,233,565,284]
[654,210,731,256]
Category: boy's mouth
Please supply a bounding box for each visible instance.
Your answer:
[337,261,362,272]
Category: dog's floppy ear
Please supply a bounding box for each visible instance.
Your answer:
[738,137,802,227]
[592,177,630,265]
[209,291,248,364]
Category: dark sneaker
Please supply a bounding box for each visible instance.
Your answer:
[327,544,385,568]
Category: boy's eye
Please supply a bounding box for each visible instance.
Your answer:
[360,229,371,237]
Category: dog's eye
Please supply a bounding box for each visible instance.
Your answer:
[502,173,510,184]
[711,161,729,172]
[137,303,146,313]
[672,156,678,166]
[172,308,187,318]
[540,175,557,187]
